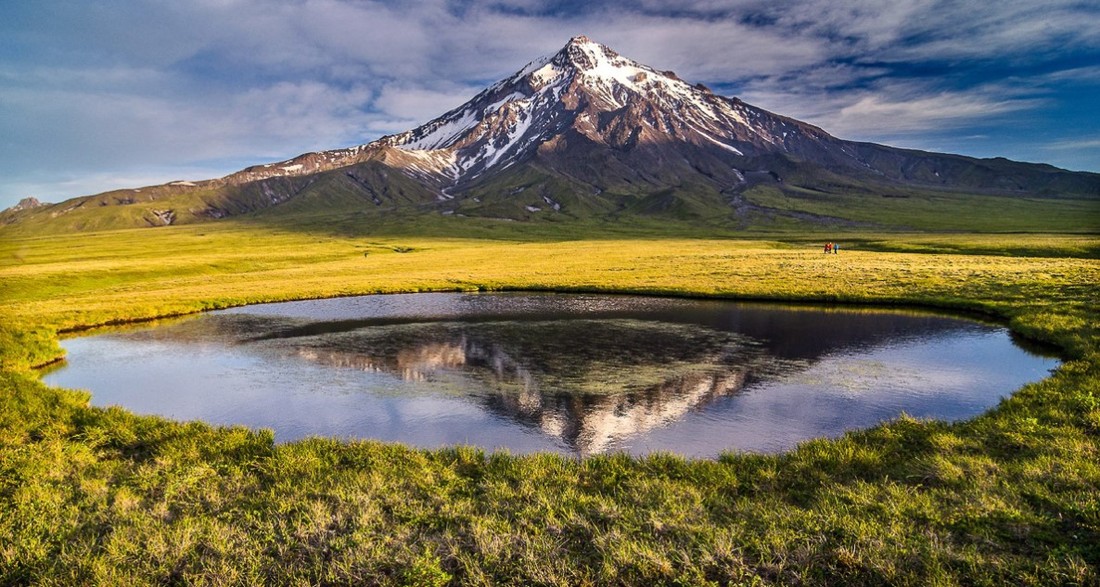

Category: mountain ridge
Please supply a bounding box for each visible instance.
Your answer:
[4,36,1097,232]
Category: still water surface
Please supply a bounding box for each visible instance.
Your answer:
[43,293,1059,457]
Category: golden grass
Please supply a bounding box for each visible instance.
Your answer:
[3,224,1095,346]
[1,221,1098,585]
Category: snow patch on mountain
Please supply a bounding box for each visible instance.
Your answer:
[395,108,480,151]
[397,149,459,181]
[700,133,744,155]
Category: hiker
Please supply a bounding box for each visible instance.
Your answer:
[833,242,839,254]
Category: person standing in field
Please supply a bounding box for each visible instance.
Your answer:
[834,242,839,254]
[824,242,832,254]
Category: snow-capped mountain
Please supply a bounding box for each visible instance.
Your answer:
[229,35,856,191]
[5,36,1097,230]
[225,36,1094,197]
[378,34,799,182]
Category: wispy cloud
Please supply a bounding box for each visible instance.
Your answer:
[1043,138,1100,150]
[373,83,485,122]
[0,79,377,165]
[829,89,1045,136]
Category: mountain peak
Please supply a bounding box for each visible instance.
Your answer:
[375,35,764,182]
[4,197,47,213]
[551,35,623,72]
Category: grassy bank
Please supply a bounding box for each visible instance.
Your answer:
[1,223,1098,585]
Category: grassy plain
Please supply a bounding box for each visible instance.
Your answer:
[1,220,1099,585]
[743,185,1100,233]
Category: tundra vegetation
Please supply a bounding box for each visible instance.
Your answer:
[1,215,1098,585]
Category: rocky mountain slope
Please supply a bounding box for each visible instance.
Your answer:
[4,36,1097,232]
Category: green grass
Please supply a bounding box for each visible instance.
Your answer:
[744,184,1100,232]
[7,158,1098,239]
[1,220,1099,585]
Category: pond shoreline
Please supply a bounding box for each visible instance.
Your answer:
[42,284,1056,364]
[42,291,1060,457]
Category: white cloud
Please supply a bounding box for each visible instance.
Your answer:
[739,79,1049,144]
[586,15,829,81]
[877,1,1100,63]
[830,92,1043,135]
[3,79,372,152]
[1043,138,1100,151]
[756,0,1100,63]
[373,83,483,121]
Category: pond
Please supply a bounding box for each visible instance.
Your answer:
[42,292,1059,457]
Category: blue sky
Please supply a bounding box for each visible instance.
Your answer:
[1,0,1098,209]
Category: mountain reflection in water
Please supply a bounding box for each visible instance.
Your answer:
[43,293,1060,457]
[287,319,777,455]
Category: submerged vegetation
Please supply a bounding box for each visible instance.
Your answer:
[1,221,1099,585]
